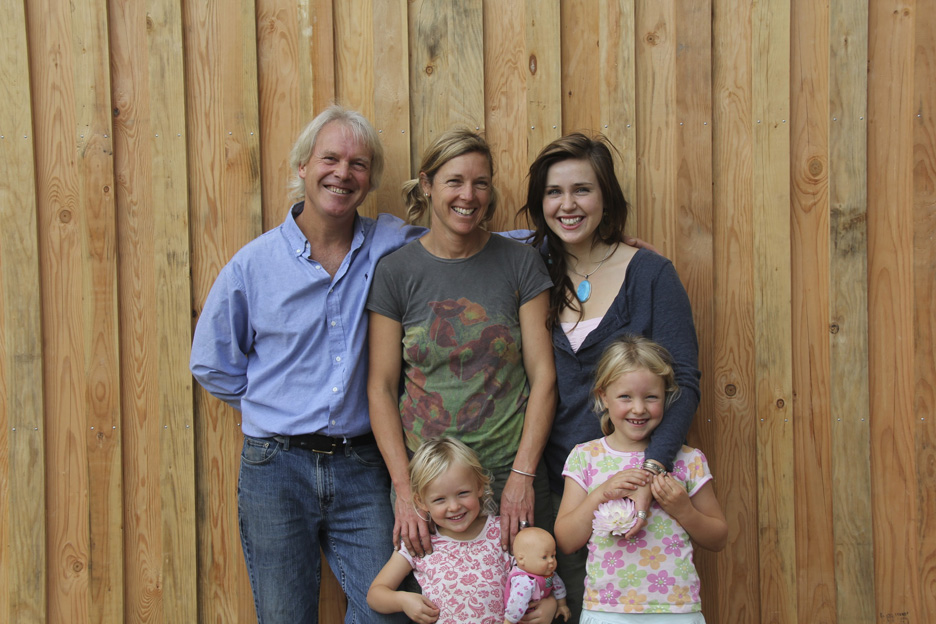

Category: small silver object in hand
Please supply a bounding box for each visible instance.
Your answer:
[636,510,648,520]
[518,520,530,529]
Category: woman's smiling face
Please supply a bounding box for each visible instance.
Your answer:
[542,158,605,250]
[421,151,492,239]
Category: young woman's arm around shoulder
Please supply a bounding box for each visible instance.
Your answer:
[499,290,557,550]
[367,551,440,623]
[367,311,434,557]
[651,473,728,551]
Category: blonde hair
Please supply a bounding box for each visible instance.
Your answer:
[287,105,385,202]
[402,128,499,226]
[409,437,496,516]
[592,334,680,436]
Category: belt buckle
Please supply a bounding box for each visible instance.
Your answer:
[312,439,337,455]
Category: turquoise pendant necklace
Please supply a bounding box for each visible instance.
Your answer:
[571,244,617,303]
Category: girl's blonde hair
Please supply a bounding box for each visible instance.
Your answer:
[402,128,499,226]
[409,437,496,516]
[592,334,680,436]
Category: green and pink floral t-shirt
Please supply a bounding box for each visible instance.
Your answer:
[562,438,713,614]
[367,234,551,475]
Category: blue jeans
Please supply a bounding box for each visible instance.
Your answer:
[238,435,406,623]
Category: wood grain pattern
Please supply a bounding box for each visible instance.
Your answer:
[184,0,262,621]
[372,0,412,219]
[635,1,677,253]
[868,0,922,620]
[673,0,717,617]
[483,0,526,227]
[4,2,936,622]
[711,0,760,620]
[913,0,936,617]
[828,0,875,621]
[525,0,562,186]
[789,0,837,620]
[0,0,46,621]
[408,0,485,174]
[754,1,798,621]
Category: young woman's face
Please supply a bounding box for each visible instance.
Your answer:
[421,152,492,240]
[416,461,485,537]
[599,368,666,450]
[542,158,604,249]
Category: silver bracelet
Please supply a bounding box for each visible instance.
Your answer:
[511,467,536,478]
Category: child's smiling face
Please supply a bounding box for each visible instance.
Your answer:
[599,368,666,451]
[416,461,486,538]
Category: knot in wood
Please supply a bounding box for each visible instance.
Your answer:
[725,384,737,397]
[529,54,537,75]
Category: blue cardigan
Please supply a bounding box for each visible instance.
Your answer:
[545,248,701,493]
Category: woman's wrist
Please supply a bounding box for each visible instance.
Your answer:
[510,467,536,478]
[641,459,665,475]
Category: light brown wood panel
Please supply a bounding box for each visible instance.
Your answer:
[483,0,527,226]
[599,0,636,209]
[109,0,198,621]
[828,0,874,621]
[408,0,485,175]
[711,0,760,620]
[185,0,263,621]
[256,0,306,230]
[372,0,412,219]
[525,0,562,184]
[754,0,798,621]
[28,0,124,620]
[674,0,717,617]
[635,1,677,252]
[790,0,837,620]
[868,1,922,620]
[914,0,936,615]
[0,0,46,621]
[560,0,601,136]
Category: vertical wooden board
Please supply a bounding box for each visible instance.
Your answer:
[913,0,936,617]
[0,0,46,621]
[107,0,198,621]
[525,0,562,186]
[483,0,526,229]
[372,0,411,220]
[108,1,162,621]
[184,0,263,621]
[711,0,760,620]
[789,0,839,620]
[256,0,305,230]
[309,0,336,115]
[28,0,124,620]
[828,0,874,621]
[559,0,600,135]
[408,0,485,172]
[599,0,636,215]
[867,1,921,620]
[335,0,376,216]
[673,0,717,616]
[754,1,798,621]
[634,0,677,253]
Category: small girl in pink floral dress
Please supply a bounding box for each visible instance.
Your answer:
[368,437,556,624]
[554,335,728,623]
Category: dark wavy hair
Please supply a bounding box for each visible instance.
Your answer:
[518,133,630,328]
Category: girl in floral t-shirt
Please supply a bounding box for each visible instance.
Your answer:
[554,335,727,623]
[368,437,557,624]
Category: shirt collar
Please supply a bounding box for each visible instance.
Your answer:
[283,201,365,259]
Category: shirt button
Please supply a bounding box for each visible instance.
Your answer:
[331,321,337,327]
[331,420,336,425]
[335,356,341,362]
[314,265,321,270]
[332,387,338,393]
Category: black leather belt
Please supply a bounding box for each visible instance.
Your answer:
[273,432,376,454]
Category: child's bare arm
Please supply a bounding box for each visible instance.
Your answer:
[651,476,728,551]
[367,552,440,623]
[555,470,645,554]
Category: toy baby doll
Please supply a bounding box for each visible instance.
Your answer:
[504,527,571,623]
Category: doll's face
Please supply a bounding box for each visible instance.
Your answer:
[515,529,558,577]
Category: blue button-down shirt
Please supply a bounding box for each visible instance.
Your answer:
[190,203,424,438]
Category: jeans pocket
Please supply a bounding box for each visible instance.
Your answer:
[348,442,385,468]
[241,436,280,466]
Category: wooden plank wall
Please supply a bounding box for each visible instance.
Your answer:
[0,0,932,622]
